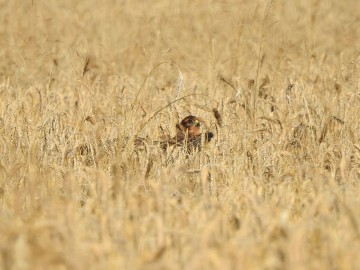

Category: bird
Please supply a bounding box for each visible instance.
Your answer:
[160,115,213,152]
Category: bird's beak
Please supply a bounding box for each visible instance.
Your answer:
[194,119,200,127]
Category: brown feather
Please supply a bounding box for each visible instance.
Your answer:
[160,115,213,152]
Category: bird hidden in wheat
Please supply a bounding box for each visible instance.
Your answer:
[161,115,213,152]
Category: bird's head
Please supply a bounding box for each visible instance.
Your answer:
[180,115,201,136]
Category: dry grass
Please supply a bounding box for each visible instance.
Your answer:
[0,0,360,269]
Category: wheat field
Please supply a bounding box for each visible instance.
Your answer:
[0,0,360,269]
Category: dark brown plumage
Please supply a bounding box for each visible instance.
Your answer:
[161,115,213,152]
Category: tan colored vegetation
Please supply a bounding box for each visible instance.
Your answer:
[0,0,360,269]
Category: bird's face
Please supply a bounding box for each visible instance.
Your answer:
[180,115,201,136]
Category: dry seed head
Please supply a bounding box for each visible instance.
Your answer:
[175,71,184,99]
[213,108,222,127]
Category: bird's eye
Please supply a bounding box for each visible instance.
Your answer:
[188,119,193,124]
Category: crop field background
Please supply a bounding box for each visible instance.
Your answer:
[0,0,360,269]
